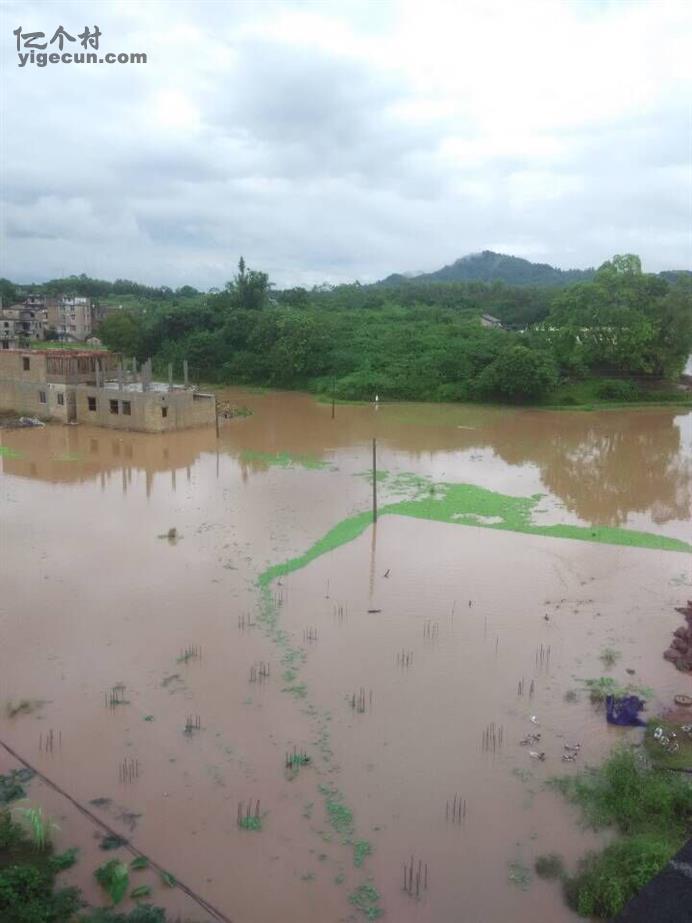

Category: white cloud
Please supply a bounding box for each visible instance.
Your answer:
[1,0,690,286]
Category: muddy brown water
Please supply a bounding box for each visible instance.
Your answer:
[1,391,691,922]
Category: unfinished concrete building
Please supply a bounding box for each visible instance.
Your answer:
[0,350,216,433]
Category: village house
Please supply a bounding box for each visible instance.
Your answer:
[480,313,504,329]
[0,293,101,346]
[0,349,216,433]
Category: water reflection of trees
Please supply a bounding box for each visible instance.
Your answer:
[2,390,690,527]
[481,411,691,526]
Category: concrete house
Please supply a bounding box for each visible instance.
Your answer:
[0,350,216,433]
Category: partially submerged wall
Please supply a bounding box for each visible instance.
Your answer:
[75,386,215,432]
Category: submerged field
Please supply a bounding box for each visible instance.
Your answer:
[1,391,691,921]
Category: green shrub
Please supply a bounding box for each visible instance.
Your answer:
[564,836,672,917]
[559,748,692,839]
[596,379,640,401]
[555,747,692,918]
[0,864,81,923]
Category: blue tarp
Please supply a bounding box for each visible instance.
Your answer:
[605,694,647,726]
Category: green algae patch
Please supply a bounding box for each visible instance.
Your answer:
[0,445,23,459]
[349,883,383,919]
[381,482,691,554]
[259,512,373,588]
[241,449,331,470]
[257,484,688,603]
[353,840,373,867]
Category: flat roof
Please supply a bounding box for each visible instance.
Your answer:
[2,349,113,357]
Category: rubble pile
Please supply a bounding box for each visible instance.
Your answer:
[664,600,692,671]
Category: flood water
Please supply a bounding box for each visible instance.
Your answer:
[1,391,691,923]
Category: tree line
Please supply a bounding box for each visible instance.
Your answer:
[2,254,690,404]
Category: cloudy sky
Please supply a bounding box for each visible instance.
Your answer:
[1,0,690,288]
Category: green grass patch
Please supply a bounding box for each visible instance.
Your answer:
[564,836,673,918]
[238,815,263,831]
[552,747,692,917]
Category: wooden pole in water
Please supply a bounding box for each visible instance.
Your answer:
[372,437,377,523]
[331,376,335,419]
[214,394,220,439]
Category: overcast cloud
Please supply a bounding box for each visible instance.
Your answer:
[1,0,691,288]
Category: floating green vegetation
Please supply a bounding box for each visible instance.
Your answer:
[388,482,692,553]
[0,768,34,805]
[160,870,177,887]
[579,677,653,704]
[259,485,690,599]
[238,815,263,832]
[551,747,692,918]
[348,883,383,920]
[283,681,308,699]
[285,750,311,778]
[49,848,78,872]
[131,884,152,899]
[0,445,22,459]
[240,449,331,470]
[5,698,45,718]
[95,859,130,905]
[508,861,532,890]
[325,791,354,842]
[100,833,128,851]
[353,840,373,868]
[130,856,149,871]
[599,647,621,668]
[534,853,565,880]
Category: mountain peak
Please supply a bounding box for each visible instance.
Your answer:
[379,251,596,287]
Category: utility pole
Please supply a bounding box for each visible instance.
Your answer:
[372,437,377,523]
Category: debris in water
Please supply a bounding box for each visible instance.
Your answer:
[519,733,541,746]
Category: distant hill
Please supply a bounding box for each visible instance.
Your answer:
[379,251,596,287]
[658,270,692,285]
